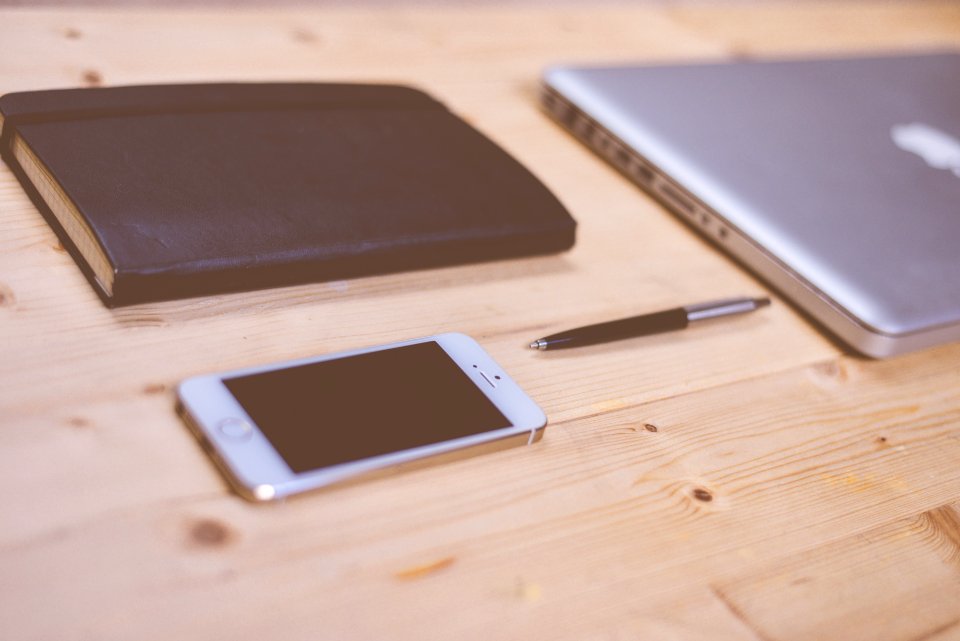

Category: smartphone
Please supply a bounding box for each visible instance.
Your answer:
[176,333,547,501]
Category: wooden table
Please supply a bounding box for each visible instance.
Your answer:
[3,3,960,640]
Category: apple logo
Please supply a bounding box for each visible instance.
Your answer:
[891,122,960,177]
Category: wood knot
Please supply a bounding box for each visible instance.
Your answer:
[189,519,234,548]
[691,487,713,502]
[0,283,15,307]
[643,423,659,433]
[67,416,91,429]
[819,361,841,377]
[811,359,851,384]
[64,27,83,39]
[291,28,320,44]
[143,383,167,395]
[81,69,103,87]
[875,435,890,449]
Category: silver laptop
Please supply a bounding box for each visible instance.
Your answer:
[541,52,960,358]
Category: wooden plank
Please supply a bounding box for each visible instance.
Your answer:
[667,2,960,57]
[2,342,959,640]
[713,503,960,641]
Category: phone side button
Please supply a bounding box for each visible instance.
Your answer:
[217,417,253,441]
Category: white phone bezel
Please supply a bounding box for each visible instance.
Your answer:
[176,333,547,501]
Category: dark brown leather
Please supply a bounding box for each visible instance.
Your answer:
[0,83,576,306]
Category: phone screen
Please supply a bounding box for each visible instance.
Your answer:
[223,341,511,474]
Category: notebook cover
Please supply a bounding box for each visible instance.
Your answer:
[0,83,576,306]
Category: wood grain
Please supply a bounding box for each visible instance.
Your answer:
[2,3,960,640]
[714,503,960,641]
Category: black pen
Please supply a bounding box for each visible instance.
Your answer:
[529,297,771,350]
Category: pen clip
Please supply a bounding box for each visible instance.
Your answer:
[684,297,768,322]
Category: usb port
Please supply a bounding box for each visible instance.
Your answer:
[658,182,696,215]
[631,161,655,184]
[575,118,594,139]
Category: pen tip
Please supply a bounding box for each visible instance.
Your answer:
[756,297,772,308]
[528,341,540,350]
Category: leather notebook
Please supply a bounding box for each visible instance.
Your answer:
[0,83,576,306]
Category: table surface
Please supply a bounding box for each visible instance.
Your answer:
[3,3,960,640]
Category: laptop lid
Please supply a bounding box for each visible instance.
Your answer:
[542,52,960,357]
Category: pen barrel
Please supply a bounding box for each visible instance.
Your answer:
[542,308,688,348]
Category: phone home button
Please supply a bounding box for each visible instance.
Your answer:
[218,417,252,441]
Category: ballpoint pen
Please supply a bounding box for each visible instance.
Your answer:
[528,296,771,350]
